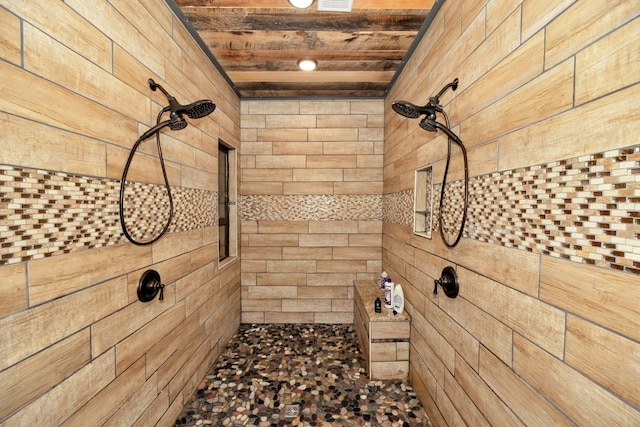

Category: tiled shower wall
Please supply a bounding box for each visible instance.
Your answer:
[384,1,640,426]
[0,0,240,424]
[239,100,384,323]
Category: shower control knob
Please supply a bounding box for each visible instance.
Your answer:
[433,266,459,298]
[137,270,165,302]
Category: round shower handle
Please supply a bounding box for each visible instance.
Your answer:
[433,266,459,298]
[137,269,165,302]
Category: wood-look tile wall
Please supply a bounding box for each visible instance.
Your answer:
[239,100,384,323]
[0,0,240,424]
[385,0,640,425]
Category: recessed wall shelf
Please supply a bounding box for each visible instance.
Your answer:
[414,166,434,239]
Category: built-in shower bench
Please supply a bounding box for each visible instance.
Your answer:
[354,280,411,380]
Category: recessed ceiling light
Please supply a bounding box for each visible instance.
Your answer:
[297,58,318,71]
[289,0,314,8]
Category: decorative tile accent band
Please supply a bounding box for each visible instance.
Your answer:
[0,166,217,265]
[384,145,640,275]
[239,194,383,221]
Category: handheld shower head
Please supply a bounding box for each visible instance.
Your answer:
[148,78,216,121]
[419,118,438,132]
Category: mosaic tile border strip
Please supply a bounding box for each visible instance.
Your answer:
[0,166,217,265]
[239,194,382,221]
[385,145,640,275]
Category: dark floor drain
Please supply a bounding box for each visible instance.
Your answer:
[284,404,300,418]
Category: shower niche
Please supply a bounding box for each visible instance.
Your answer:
[414,166,434,238]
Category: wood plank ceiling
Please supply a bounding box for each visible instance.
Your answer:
[174,0,435,98]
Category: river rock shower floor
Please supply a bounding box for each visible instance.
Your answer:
[174,324,433,427]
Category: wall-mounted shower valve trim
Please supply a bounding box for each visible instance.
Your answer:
[433,266,459,298]
[137,269,165,302]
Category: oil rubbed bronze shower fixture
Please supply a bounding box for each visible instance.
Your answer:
[392,79,469,248]
[119,79,216,245]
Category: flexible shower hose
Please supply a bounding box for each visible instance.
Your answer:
[119,112,174,246]
[438,111,469,248]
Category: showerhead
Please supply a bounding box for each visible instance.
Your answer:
[183,100,216,119]
[392,101,424,119]
[148,78,216,121]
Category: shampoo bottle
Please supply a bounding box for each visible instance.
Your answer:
[384,279,393,308]
[393,283,405,314]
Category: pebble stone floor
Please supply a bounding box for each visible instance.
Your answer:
[174,323,433,427]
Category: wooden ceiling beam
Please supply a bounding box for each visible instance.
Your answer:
[227,70,395,83]
[198,30,418,51]
[176,0,434,9]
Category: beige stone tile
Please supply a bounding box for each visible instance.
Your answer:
[266,259,316,273]
[300,100,350,115]
[266,115,316,129]
[308,128,358,142]
[306,155,357,169]
[298,286,348,299]
[242,168,292,182]
[309,221,359,233]
[4,349,116,426]
[273,141,323,155]
[242,141,273,155]
[479,347,573,426]
[324,141,375,155]
[306,273,357,287]
[282,298,332,312]
[540,256,640,342]
[0,329,90,420]
[334,181,383,194]
[247,233,299,246]
[255,273,307,286]
[283,182,334,194]
[255,155,306,169]
[544,0,638,69]
[257,128,308,142]
[443,369,490,427]
[245,285,297,299]
[317,114,367,128]
[282,247,333,260]
[2,112,108,177]
[333,247,382,260]
[240,246,283,260]
[299,233,349,247]
[459,267,565,358]
[565,315,640,408]
[246,100,300,115]
[241,181,284,194]
[0,276,128,371]
[115,303,185,375]
[454,354,523,427]
[314,312,353,323]
[0,263,26,317]
[514,333,640,426]
[343,168,383,182]
[316,260,367,273]
[292,168,343,182]
[498,85,640,169]
[0,7,22,64]
[575,17,640,105]
[258,221,309,234]
[240,114,265,129]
